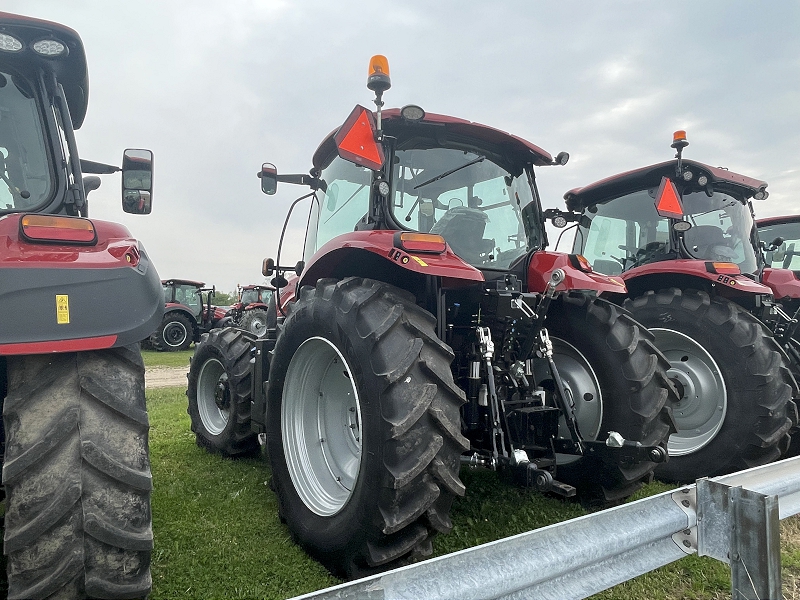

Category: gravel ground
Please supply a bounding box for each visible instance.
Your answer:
[145,366,189,389]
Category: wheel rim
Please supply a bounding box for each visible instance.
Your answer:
[651,328,727,456]
[247,314,267,337]
[282,336,362,517]
[532,337,603,465]
[164,320,188,348]
[196,357,230,435]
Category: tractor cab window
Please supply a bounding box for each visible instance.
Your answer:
[304,156,372,262]
[240,289,259,304]
[760,222,800,269]
[175,284,203,317]
[0,70,54,213]
[391,148,534,269]
[574,188,758,275]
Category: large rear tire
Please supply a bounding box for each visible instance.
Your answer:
[542,293,676,504]
[267,278,468,578]
[3,346,152,599]
[187,328,259,457]
[625,288,794,482]
[150,312,193,352]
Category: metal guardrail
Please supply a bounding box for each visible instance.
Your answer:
[291,456,800,600]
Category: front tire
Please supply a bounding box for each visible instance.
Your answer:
[626,288,794,482]
[187,328,259,457]
[3,346,152,599]
[150,312,193,351]
[542,293,676,504]
[267,278,468,578]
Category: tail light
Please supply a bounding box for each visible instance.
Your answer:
[20,214,97,245]
[705,262,741,275]
[394,232,447,254]
[568,254,593,273]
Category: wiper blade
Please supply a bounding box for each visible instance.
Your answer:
[413,155,485,190]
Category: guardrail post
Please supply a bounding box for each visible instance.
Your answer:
[697,479,781,600]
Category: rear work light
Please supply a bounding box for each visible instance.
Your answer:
[20,214,97,245]
[394,232,447,254]
[0,33,23,52]
[705,262,741,275]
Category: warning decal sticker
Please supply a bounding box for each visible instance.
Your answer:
[56,295,70,324]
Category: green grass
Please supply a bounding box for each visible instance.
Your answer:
[142,348,194,368]
[141,386,800,598]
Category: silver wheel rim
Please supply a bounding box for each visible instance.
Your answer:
[197,357,229,435]
[164,320,188,348]
[651,328,727,456]
[282,336,362,516]
[247,314,267,337]
[532,337,603,466]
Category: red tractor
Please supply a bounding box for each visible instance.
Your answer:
[0,12,160,599]
[226,284,275,337]
[554,131,797,482]
[187,56,676,577]
[149,278,231,351]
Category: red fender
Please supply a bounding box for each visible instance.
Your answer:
[619,259,772,295]
[761,267,800,300]
[527,251,627,294]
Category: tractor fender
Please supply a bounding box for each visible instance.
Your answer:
[526,251,627,294]
[0,214,163,355]
[761,268,800,300]
[279,231,484,308]
[620,260,772,297]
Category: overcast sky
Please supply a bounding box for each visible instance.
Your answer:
[9,1,800,292]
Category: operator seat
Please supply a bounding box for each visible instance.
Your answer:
[430,206,494,265]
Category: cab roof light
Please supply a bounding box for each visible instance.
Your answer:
[32,39,67,57]
[654,176,684,219]
[671,130,688,150]
[395,232,447,254]
[367,55,391,93]
[20,214,97,245]
[0,33,23,52]
[705,262,741,275]
[334,104,385,171]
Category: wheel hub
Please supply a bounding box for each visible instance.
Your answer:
[196,357,230,436]
[214,374,230,411]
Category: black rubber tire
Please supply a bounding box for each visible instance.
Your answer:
[239,308,269,338]
[625,288,795,482]
[3,346,152,599]
[150,312,193,352]
[267,277,468,578]
[187,328,259,457]
[544,293,677,505]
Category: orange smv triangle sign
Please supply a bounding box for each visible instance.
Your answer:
[654,176,684,219]
[334,105,385,171]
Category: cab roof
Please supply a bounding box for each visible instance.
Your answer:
[0,11,89,128]
[756,215,800,228]
[564,159,768,211]
[162,279,205,288]
[311,108,555,172]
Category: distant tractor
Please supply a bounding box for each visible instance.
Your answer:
[554,131,798,482]
[0,11,160,598]
[228,284,275,337]
[188,56,676,577]
[150,279,230,351]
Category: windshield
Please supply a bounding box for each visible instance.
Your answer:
[0,70,53,212]
[391,148,536,269]
[574,187,758,275]
[759,221,800,269]
[304,156,372,262]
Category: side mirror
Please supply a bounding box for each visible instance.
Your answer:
[82,175,101,195]
[262,257,275,277]
[121,149,153,214]
[260,163,278,195]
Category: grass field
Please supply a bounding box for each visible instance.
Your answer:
[148,385,800,599]
[141,348,194,368]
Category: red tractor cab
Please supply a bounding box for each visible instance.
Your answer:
[187,56,676,577]
[0,12,159,598]
[227,284,275,337]
[150,279,230,351]
[556,131,797,482]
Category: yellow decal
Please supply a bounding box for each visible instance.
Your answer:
[411,256,428,267]
[56,295,70,324]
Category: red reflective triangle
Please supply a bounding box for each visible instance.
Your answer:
[655,176,683,218]
[334,105,385,171]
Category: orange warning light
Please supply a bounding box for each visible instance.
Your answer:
[367,55,391,93]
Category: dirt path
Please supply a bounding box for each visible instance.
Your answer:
[145,366,189,389]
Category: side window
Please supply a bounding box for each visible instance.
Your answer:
[581,215,633,274]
